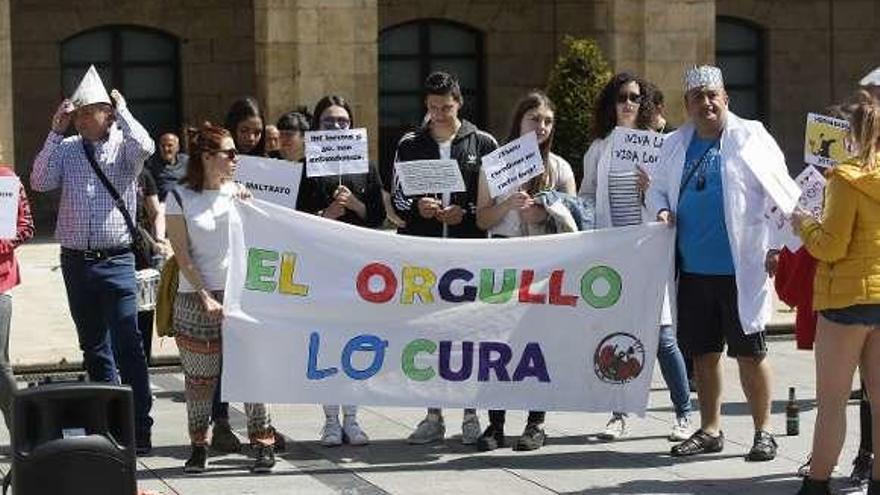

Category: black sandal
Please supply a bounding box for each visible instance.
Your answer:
[670,429,724,457]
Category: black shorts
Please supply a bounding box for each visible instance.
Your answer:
[677,272,767,358]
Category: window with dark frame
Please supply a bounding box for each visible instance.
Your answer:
[60,26,181,137]
[378,20,485,169]
[715,16,766,121]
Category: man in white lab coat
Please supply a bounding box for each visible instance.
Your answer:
[648,65,787,462]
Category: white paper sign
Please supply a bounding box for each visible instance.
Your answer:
[0,178,19,239]
[764,165,827,250]
[223,200,674,413]
[609,127,665,176]
[305,128,369,178]
[805,113,850,168]
[394,160,465,196]
[481,132,544,198]
[234,156,303,210]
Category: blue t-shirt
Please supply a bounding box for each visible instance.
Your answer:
[676,135,735,275]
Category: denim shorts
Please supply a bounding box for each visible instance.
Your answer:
[820,304,880,326]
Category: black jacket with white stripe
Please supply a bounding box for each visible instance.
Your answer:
[391,119,498,238]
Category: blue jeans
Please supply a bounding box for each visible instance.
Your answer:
[657,324,691,418]
[60,250,153,436]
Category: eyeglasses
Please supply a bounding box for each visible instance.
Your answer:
[214,148,238,160]
[617,92,643,105]
[320,117,351,130]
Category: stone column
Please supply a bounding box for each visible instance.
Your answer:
[254,0,378,159]
[0,0,12,168]
[606,0,715,123]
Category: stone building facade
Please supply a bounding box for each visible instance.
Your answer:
[0,0,877,224]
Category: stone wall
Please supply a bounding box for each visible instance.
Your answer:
[11,0,256,224]
[254,0,378,158]
[0,0,11,166]
[717,0,880,168]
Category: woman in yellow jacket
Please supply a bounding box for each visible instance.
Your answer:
[794,101,880,495]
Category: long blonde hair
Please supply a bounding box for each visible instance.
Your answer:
[849,96,880,170]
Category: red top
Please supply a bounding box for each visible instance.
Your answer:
[0,166,34,293]
[774,247,818,350]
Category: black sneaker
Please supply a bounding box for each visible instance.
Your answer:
[211,420,242,453]
[850,449,873,485]
[476,424,506,452]
[183,445,208,474]
[513,423,546,451]
[670,429,724,457]
[135,431,152,456]
[796,478,832,495]
[745,430,777,462]
[251,444,276,474]
[868,479,880,495]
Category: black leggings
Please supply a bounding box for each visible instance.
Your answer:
[488,410,545,427]
[860,380,873,453]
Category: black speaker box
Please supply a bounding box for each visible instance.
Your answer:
[10,381,137,495]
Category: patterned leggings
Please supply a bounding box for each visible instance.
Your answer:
[174,291,274,447]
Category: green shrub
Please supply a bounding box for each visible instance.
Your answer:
[546,36,612,184]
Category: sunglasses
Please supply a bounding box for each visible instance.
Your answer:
[214,148,238,160]
[616,92,643,104]
[320,117,351,129]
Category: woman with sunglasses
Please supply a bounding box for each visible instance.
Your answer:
[166,123,276,474]
[580,73,694,444]
[297,95,385,446]
[474,90,575,451]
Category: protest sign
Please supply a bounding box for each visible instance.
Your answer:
[234,155,303,210]
[609,127,665,176]
[0,177,18,239]
[764,165,826,251]
[305,128,369,178]
[223,200,674,414]
[481,132,544,198]
[394,159,465,196]
[805,113,850,168]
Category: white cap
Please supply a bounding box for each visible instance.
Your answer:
[860,67,880,87]
[70,65,111,108]
[684,65,724,92]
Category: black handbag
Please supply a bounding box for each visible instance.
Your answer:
[81,141,151,269]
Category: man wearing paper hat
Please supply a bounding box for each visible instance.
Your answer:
[31,65,155,453]
[648,65,798,462]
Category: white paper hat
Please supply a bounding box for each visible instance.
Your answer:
[70,65,111,108]
[684,65,724,92]
[860,67,880,87]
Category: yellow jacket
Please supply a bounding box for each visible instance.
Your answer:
[800,160,880,310]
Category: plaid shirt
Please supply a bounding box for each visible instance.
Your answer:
[30,107,154,250]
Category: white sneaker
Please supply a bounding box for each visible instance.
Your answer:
[407,415,446,444]
[342,418,369,446]
[669,415,692,442]
[597,414,627,441]
[461,412,481,445]
[320,419,343,447]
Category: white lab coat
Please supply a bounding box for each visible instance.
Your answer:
[647,112,787,334]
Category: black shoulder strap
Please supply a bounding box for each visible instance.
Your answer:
[82,140,141,243]
[678,138,720,197]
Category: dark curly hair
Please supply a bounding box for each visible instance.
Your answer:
[591,72,654,140]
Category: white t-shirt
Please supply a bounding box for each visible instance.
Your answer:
[437,139,453,160]
[165,183,237,292]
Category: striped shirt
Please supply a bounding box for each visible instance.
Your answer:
[607,155,642,227]
[30,107,154,250]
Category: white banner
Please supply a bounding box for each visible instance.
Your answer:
[394,160,465,196]
[481,132,544,198]
[609,127,665,176]
[0,177,19,239]
[222,200,674,413]
[305,128,369,177]
[234,156,303,210]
